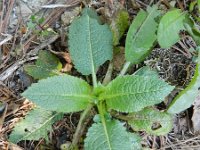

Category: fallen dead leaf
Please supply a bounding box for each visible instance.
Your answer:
[113,47,125,71]
[61,63,72,73]
[49,48,72,73]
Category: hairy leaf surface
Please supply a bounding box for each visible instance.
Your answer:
[100,75,174,112]
[82,8,101,23]
[68,8,113,75]
[24,51,62,79]
[157,9,187,48]
[22,75,93,112]
[9,108,63,143]
[128,108,173,135]
[125,6,159,64]
[84,119,141,150]
[167,53,200,114]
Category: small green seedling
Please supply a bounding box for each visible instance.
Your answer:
[27,15,45,31]
[27,15,54,37]
[9,6,200,150]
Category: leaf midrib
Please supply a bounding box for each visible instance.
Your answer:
[102,87,168,99]
[87,15,96,76]
[19,112,61,142]
[102,120,112,150]
[132,7,156,44]
[25,94,92,99]
[161,11,185,34]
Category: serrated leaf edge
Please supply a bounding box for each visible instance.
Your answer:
[10,111,62,143]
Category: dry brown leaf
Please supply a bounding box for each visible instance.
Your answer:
[61,64,72,73]
[113,47,125,71]
[49,49,72,73]
[49,49,72,63]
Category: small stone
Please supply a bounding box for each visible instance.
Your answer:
[61,7,81,26]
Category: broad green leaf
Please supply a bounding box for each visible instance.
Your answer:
[128,133,142,150]
[24,51,62,79]
[111,10,129,46]
[128,108,173,135]
[22,75,93,112]
[68,8,113,75]
[185,24,200,45]
[184,18,200,45]
[198,0,200,12]
[167,53,200,114]
[134,66,159,78]
[157,9,187,48]
[84,119,141,150]
[125,6,159,64]
[100,75,174,112]
[9,108,63,143]
[82,8,101,23]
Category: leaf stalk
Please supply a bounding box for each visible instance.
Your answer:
[119,61,131,76]
[70,104,93,149]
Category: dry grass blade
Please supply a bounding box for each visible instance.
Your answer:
[0,34,12,46]
[0,0,15,33]
[0,103,7,131]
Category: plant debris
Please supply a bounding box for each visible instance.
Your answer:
[0,0,200,149]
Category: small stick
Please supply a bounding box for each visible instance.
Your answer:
[0,56,37,81]
[0,102,8,131]
[0,0,5,34]
[135,0,148,7]
[27,34,59,57]
[160,0,171,9]
[0,33,12,46]
[102,61,113,85]
[2,0,15,33]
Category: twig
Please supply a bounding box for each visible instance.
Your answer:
[0,56,37,81]
[0,0,5,34]
[172,45,191,58]
[0,33,12,46]
[160,0,171,9]
[135,0,148,7]
[178,41,192,58]
[27,34,59,57]
[41,3,79,9]
[2,0,15,33]
[0,60,25,81]
[161,135,200,149]
[0,102,8,131]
